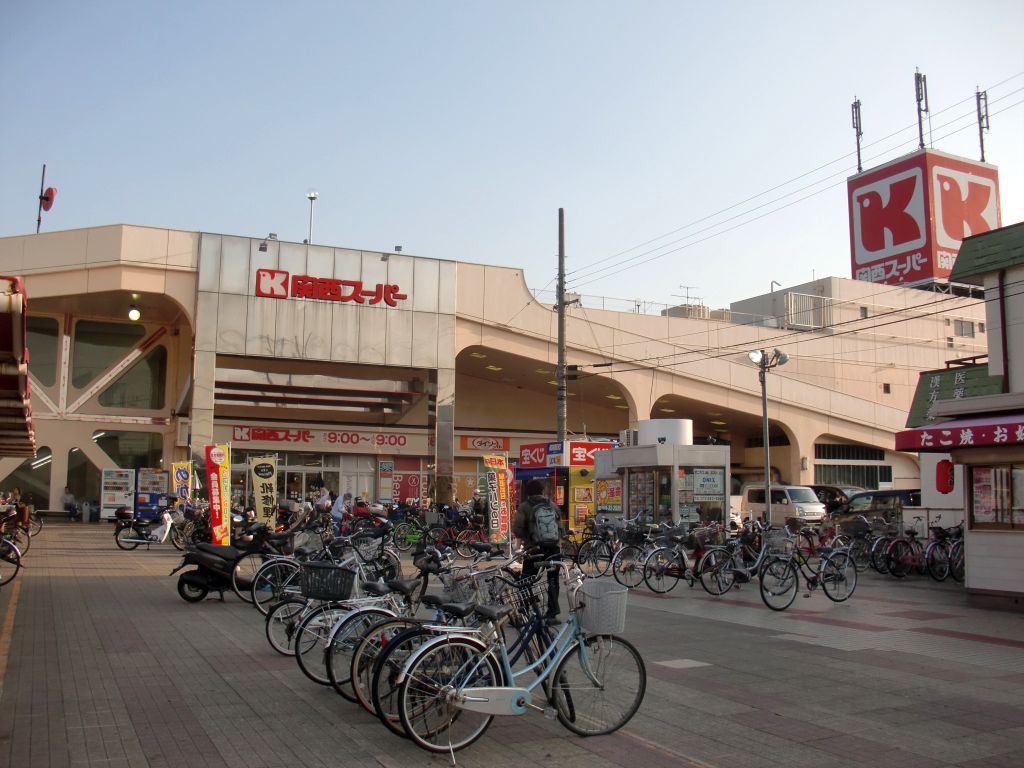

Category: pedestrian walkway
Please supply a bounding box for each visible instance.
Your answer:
[2,524,1024,767]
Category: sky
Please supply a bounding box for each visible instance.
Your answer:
[2,1,1022,311]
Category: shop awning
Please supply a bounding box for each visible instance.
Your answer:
[0,276,35,457]
[895,413,1024,453]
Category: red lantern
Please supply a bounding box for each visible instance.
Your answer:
[936,459,955,494]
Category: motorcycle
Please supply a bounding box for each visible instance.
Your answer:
[114,507,175,550]
[170,521,294,603]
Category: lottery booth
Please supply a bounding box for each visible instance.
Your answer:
[515,441,613,539]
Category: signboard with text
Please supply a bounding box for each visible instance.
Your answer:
[848,149,1000,286]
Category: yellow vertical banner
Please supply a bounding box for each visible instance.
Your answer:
[249,455,277,526]
[482,454,510,541]
[171,461,192,507]
[205,443,232,546]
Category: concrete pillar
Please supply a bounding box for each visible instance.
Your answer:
[432,368,456,505]
[191,349,216,452]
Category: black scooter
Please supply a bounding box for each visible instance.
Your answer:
[170,521,291,602]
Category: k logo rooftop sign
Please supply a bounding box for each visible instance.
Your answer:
[847,150,1000,286]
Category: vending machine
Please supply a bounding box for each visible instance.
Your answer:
[101,469,135,520]
[135,468,170,520]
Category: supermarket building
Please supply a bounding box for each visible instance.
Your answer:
[0,224,988,515]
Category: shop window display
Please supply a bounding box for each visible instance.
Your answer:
[970,465,1024,530]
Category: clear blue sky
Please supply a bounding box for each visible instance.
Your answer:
[2,1,1022,309]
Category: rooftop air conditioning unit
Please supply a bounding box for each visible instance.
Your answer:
[618,429,639,447]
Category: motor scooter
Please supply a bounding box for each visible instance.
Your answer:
[114,507,175,550]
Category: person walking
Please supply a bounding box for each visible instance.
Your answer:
[61,486,80,520]
[512,479,562,623]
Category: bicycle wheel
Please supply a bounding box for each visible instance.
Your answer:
[397,636,502,753]
[373,626,438,737]
[327,607,395,701]
[759,558,798,611]
[575,537,612,578]
[114,526,139,550]
[231,552,267,603]
[950,540,965,583]
[612,545,645,588]
[455,529,483,559]
[351,617,420,714]
[295,604,349,685]
[428,525,452,548]
[391,522,417,552]
[265,598,308,655]
[849,537,871,572]
[698,548,735,596]
[820,550,857,602]
[793,530,816,561]
[550,634,646,737]
[28,512,43,537]
[926,541,950,582]
[912,540,928,575]
[870,536,891,574]
[887,540,913,578]
[560,537,578,561]
[0,538,21,585]
[251,559,301,615]
[642,547,682,593]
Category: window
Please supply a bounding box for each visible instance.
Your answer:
[815,445,885,461]
[92,430,163,470]
[947,337,955,349]
[953,319,975,338]
[979,322,986,333]
[67,449,101,510]
[27,316,59,386]
[969,465,1024,530]
[98,346,167,409]
[815,463,891,489]
[72,320,146,389]
[860,307,868,319]
[883,383,891,394]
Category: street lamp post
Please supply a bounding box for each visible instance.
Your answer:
[306,191,319,244]
[748,348,789,523]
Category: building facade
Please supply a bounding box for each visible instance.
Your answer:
[0,224,989,516]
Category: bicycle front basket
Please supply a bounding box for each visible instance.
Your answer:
[301,562,356,601]
[764,530,794,556]
[577,579,627,635]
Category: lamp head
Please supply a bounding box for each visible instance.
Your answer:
[307,191,319,201]
[747,350,763,365]
[128,305,141,322]
[774,349,790,366]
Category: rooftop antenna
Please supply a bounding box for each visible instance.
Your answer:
[915,68,930,150]
[851,97,863,173]
[976,87,990,162]
[672,285,701,306]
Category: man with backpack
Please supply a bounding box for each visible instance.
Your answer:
[513,479,563,624]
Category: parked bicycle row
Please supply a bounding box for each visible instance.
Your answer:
[168,516,647,755]
[1,503,43,587]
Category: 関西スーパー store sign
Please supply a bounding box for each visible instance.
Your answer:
[224,425,428,454]
[255,269,408,306]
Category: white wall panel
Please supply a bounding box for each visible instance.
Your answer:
[246,297,280,357]
[219,237,250,294]
[334,248,363,281]
[436,313,456,368]
[216,294,248,353]
[307,244,334,279]
[249,245,278,294]
[198,235,222,293]
[438,260,457,314]
[386,309,414,366]
[388,256,416,310]
[195,292,220,352]
[412,259,439,313]
[360,251,388,290]
[279,242,307,278]
[275,298,307,358]
[330,304,360,361]
[358,307,387,364]
[411,312,439,368]
[302,300,333,360]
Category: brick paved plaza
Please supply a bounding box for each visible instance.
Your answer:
[3,523,1024,768]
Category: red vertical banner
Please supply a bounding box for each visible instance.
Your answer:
[483,454,510,541]
[205,443,232,546]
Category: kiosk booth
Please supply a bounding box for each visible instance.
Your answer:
[593,420,731,528]
[515,440,613,538]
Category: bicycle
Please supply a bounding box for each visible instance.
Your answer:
[0,532,22,586]
[886,516,946,579]
[0,511,30,555]
[759,542,858,611]
[391,513,445,553]
[393,559,645,753]
[696,520,775,596]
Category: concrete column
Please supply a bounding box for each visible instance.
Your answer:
[190,349,216,452]
[432,368,456,505]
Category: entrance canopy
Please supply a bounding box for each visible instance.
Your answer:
[0,276,35,456]
[895,413,1024,452]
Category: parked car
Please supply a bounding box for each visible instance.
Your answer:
[739,483,827,527]
[808,484,865,515]
[832,489,922,533]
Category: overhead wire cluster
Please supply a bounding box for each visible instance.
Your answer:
[562,72,1024,293]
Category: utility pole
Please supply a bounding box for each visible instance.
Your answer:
[557,208,567,442]
[976,88,990,162]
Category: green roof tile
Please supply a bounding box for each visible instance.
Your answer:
[950,222,1024,284]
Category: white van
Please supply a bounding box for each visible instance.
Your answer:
[740,483,827,527]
